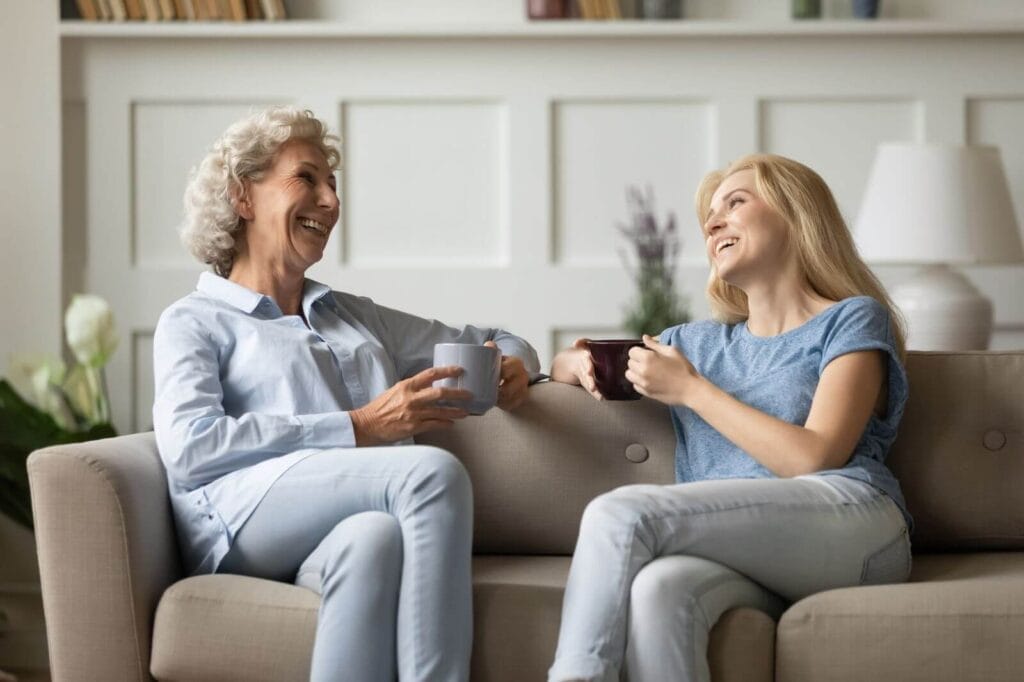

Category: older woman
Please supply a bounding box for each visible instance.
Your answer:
[152,106,539,682]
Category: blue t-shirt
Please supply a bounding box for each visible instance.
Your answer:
[659,296,911,527]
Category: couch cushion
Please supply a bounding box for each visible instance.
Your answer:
[888,351,1024,551]
[776,552,1024,682]
[417,382,677,554]
[152,556,774,682]
[150,574,319,681]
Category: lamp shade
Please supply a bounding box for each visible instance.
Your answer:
[855,143,1024,265]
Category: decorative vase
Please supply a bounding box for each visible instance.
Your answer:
[791,0,821,19]
[642,0,682,19]
[853,0,880,19]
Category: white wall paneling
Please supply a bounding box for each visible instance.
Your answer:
[553,99,714,266]
[133,102,284,267]
[967,97,1024,229]
[342,100,507,267]
[759,98,922,222]
[132,332,155,433]
[552,328,632,355]
[60,30,1024,432]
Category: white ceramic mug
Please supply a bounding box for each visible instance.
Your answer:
[432,343,501,415]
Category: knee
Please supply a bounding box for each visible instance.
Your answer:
[406,445,472,505]
[329,511,403,572]
[579,485,652,535]
[632,559,694,611]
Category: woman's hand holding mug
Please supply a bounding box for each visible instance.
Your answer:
[551,338,604,401]
[350,366,472,446]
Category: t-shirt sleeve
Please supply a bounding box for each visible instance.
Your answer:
[819,297,909,425]
[660,323,687,348]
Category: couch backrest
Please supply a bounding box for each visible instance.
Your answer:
[422,351,1024,555]
[888,351,1024,551]
[418,382,677,554]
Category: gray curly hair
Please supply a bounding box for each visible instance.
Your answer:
[180,106,341,276]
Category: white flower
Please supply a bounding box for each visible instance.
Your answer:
[64,294,118,368]
[9,354,70,428]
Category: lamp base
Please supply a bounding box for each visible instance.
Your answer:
[891,264,992,351]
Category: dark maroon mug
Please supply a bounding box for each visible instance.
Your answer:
[585,339,646,400]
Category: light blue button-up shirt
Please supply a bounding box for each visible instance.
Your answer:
[153,272,540,575]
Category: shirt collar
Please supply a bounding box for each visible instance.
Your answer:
[196,271,333,315]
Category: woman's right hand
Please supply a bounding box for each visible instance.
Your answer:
[350,366,473,446]
[549,338,604,401]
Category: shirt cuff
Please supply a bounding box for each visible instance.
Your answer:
[296,411,356,449]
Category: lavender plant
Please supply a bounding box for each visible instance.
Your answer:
[618,186,690,338]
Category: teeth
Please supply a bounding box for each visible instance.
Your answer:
[299,218,328,235]
[716,238,738,254]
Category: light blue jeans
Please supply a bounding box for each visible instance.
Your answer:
[548,475,911,682]
[217,445,473,682]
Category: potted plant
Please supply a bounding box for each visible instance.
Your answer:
[1,295,119,530]
[618,186,690,338]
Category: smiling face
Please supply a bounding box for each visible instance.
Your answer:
[702,169,794,289]
[238,139,340,277]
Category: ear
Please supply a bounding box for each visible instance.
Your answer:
[231,182,255,221]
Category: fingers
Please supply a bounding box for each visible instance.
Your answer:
[414,418,459,434]
[642,334,672,356]
[484,340,500,352]
[410,364,464,388]
[573,353,602,399]
[572,337,590,350]
[423,406,470,421]
[499,355,523,381]
[497,371,529,410]
[419,386,474,404]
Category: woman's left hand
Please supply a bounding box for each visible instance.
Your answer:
[485,341,529,411]
[625,334,702,407]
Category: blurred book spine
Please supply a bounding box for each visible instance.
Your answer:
[66,0,286,20]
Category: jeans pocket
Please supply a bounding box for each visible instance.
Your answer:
[860,528,911,586]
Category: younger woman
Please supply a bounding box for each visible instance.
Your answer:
[548,154,912,682]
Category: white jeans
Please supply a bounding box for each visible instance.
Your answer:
[548,475,911,682]
[218,446,473,682]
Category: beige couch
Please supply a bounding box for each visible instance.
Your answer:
[27,351,1024,681]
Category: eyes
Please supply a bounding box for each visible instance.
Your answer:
[297,170,337,191]
[703,194,747,236]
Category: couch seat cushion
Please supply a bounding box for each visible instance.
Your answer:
[150,574,319,681]
[152,556,775,682]
[776,552,1024,682]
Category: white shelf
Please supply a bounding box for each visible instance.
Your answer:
[58,19,1024,40]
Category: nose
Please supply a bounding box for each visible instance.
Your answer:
[319,182,340,214]
[704,210,725,236]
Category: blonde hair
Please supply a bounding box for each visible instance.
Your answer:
[180,106,341,277]
[695,154,906,359]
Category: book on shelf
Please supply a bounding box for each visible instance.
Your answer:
[141,0,160,21]
[67,0,286,20]
[172,0,193,20]
[124,0,144,20]
[74,0,98,20]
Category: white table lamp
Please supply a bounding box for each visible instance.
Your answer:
[855,143,1023,350]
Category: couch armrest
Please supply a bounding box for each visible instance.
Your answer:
[27,432,181,681]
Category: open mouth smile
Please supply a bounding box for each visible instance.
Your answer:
[299,217,329,237]
[715,237,738,256]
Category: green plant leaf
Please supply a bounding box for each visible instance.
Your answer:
[0,478,33,530]
[0,378,118,529]
[0,380,65,452]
